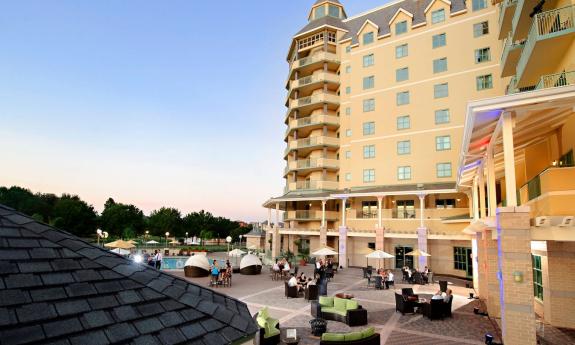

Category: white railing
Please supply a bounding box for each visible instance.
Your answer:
[290,92,339,108]
[536,71,575,90]
[290,136,339,149]
[291,72,339,89]
[293,51,339,69]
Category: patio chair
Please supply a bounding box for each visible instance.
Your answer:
[305,284,319,300]
[422,299,444,320]
[374,275,383,290]
[285,282,299,298]
[395,293,415,315]
[439,280,448,293]
[413,272,424,285]
[402,270,409,282]
[442,295,453,317]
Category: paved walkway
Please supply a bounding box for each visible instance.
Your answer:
[172,265,573,344]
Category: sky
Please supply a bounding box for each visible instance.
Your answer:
[0,0,387,221]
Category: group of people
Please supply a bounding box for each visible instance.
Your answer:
[314,258,335,279]
[431,288,453,303]
[375,268,395,289]
[402,265,431,284]
[210,259,232,287]
[272,258,292,279]
[143,250,162,269]
[287,272,317,292]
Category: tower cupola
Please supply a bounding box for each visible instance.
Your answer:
[308,0,347,21]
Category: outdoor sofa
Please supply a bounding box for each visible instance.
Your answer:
[254,308,280,345]
[311,296,368,326]
[320,327,379,345]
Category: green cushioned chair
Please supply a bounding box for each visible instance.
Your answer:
[254,307,280,345]
[320,327,380,345]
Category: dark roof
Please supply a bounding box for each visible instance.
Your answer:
[0,204,257,345]
[340,0,467,44]
[295,15,348,36]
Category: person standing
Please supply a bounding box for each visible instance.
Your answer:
[154,250,163,270]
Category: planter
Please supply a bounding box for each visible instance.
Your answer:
[299,259,307,266]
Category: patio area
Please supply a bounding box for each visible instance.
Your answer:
[173,265,508,345]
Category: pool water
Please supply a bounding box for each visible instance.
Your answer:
[161,256,227,270]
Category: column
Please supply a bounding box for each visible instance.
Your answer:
[320,200,327,247]
[473,177,480,220]
[502,112,517,206]
[486,149,498,217]
[275,203,280,228]
[417,194,428,269]
[271,227,280,259]
[339,198,348,268]
[497,207,536,345]
[485,229,501,318]
[267,208,272,229]
[375,196,384,251]
[479,172,487,219]
[544,241,575,328]
[476,230,488,300]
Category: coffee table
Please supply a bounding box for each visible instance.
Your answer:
[280,337,300,345]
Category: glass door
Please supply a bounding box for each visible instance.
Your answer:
[395,246,413,268]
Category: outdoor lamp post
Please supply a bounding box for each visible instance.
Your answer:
[102,231,109,246]
[239,235,243,248]
[226,236,232,259]
[165,232,169,247]
[96,229,102,246]
[185,232,188,245]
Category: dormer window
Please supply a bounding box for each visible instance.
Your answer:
[395,21,407,35]
[315,6,326,19]
[363,32,374,45]
[328,4,340,18]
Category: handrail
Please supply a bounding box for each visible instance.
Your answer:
[536,71,575,90]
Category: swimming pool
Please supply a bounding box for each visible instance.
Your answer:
[161,256,226,270]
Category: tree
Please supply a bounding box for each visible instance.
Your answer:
[99,198,145,238]
[148,207,182,237]
[51,194,98,237]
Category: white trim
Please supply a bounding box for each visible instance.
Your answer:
[346,125,464,145]
[357,19,379,35]
[293,24,349,40]
[388,8,414,26]
[412,22,427,29]
[331,188,457,198]
[424,0,452,14]
[450,9,468,16]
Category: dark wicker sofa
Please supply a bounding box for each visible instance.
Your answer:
[311,296,368,326]
[320,334,380,345]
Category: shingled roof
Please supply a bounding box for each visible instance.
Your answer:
[0,204,257,345]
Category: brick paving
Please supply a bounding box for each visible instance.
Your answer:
[174,262,574,344]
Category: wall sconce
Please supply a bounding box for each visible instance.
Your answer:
[552,160,557,166]
[512,271,523,283]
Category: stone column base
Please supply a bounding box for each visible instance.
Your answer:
[338,226,348,268]
[417,227,428,269]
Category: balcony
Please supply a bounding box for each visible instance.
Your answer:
[291,72,339,90]
[288,92,339,113]
[284,157,339,175]
[511,0,540,40]
[499,0,518,39]
[515,5,575,87]
[500,33,525,77]
[287,51,340,85]
[507,71,575,94]
[283,210,338,221]
[285,135,339,157]
[285,114,339,138]
[519,166,575,217]
[286,180,339,192]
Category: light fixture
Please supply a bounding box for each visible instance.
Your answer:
[552,160,558,166]
[512,271,523,283]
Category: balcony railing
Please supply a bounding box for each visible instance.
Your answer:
[290,114,339,129]
[284,157,339,175]
[516,5,575,83]
[286,180,339,192]
[536,71,575,90]
[283,210,338,221]
[290,92,339,109]
[292,51,339,70]
[291,72,340,89]
[288,136,339,150]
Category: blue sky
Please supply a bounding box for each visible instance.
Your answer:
[0,0,386,221]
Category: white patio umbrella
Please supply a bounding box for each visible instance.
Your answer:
[146,240,159,244]
[405,249,431,269]
[365,250,394,269]
[109,248,130,255]
[311,247,338,256]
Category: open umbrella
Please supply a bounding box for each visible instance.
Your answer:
[365,250,394,269]
[228,249,246,257]
[406,249,431,269]
[146,240,159,244]
[104,240,135,249]
[311,247,338,256]
[109,248,130,255]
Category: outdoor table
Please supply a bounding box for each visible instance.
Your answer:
[280,337,299,345]
[335,293,354,299]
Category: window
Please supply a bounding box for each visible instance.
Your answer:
[396,44,408,58]
[346,45,352,53]
[363,98,375,112]
[435,109,450,124]
[431,9,445,24]
[475,47,491,63]
[396,67,409,82]
[363,122,375,136]
[363,54,374,67]
[397,91,410,105]
[453,247,469,270]
[346,65,351,73]
[397,140,411,155]
[433,58,447,73]
[345,107,351,116]
[361,201,378,218]
[363,76,375,89]
[395,21,407,35]
[436,136,451,150]
[363,169,375,183]
[315,6,326,19]
[474,21,489,37]
[432,33,446,48]
[345,150,351,159]
[397,115,410,130]
[346,129,352,137]
[436,199,455,208]
[472,0,487,11]
[346,86,351,94]
[437,162,452,177]
[434,83,449,98]
[398,166,411,180]
[363,145,375,159]
[345,173,352,181]
[363,32,374,45]
[328,4,340,18]
[476,74,493,90]
[533,255,543,300]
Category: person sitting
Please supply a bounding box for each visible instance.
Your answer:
[431,290,444,300]
[306,277,315,286]
[385,270,394,289]
[298,272,307,284]
[422,266,430,284]
[288,273,301,292]
[444,289,453,303]
[210,260,220,286]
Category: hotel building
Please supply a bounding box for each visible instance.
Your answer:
[264,0,574,343]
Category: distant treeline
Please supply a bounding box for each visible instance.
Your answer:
[0,186,251,240]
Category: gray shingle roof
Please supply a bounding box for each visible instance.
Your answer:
[295,15,348,36]
[0,204,257,345]
[340,0,467,44]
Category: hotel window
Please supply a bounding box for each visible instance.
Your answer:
[436,162,452,177]
[397,115,410,130]
[363,32,374,45]
[363,75,375,90]
[396,91,410,105]
[453,247,468,270]
[436,198,455,208]
[345,173,352,181]
[315,5,326,19]
[345,150,351,159]
[436,136,451,150]
[363,145,375,159]
[475,47,491,63]
[346,45,352,53]
[363,122,375,136]
[434,83,449,98]
[476,74,493,90]
[363,98,375,112]
[395,21,407,35]
[346,129,352,137]
[345,107,351,116]
[396,67,409,82]
[431,9,445,24]
[363,54,374,67]
[346,65,352,73]
[397,140,411,155]
[398,166,411,180]
[432,33,446,48]
[472,0,487,11]
[396,44,408,58]
[346,86,351,94]
[328,4,340,18]
[363,169,375,183]
[435,109,450,124]
[474,21,489,37]
[533,255,543,300]
[433,58,447,73]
